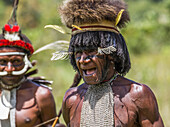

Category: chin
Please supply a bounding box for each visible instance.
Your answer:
[1,77,23,86]
[80,68,103,85]
[83,74,102,85]
[1,80,16,86]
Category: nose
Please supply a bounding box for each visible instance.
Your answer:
[79,52,91,64]
[4,62,15,73]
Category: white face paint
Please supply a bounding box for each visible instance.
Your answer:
[0,52,32,76]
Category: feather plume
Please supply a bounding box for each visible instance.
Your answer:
[72,25,83,30]
[115,9,124,26]
[8,0,19,25]
[44,25,70,34]
[51,51,71,61]
[33,40,69,54]
[98,46,116,55]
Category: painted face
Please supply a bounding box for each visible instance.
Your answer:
[75,49,115,85]
[0,48,25,87]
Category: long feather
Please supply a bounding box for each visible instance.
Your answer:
[72,25,82,30]
[51,51,71,61]
[44,25,70,34]
[33,40,70,54]
[115,9,124,26]
[8,0,19,25]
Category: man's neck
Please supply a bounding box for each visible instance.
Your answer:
[101,73,118,84]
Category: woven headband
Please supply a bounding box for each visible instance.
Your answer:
[71,19,120,35]
[72,25,119,35]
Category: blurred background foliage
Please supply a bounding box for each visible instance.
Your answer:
[0,0,170,126]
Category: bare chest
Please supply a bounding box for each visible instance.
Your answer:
[69,95,139,127]
[15,89,41,127]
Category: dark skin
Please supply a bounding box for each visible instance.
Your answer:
[62,49,164,127]
[0,47,64,127]
[15,80,56,127]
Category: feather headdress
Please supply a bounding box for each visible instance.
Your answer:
[34,40,71,60]
[0,0,34,55]
[44,0,130,60]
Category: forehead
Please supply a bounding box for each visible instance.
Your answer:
[0,47,25,53]
[0,54,24,58]
[0,47,25,59]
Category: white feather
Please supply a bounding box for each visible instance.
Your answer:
[51,51,70,61]
[33,40,69,54]
[44,25,70,34]
[4,32,20,41]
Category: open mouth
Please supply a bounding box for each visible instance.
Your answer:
[83,68,96,76]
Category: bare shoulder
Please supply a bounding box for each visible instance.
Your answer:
[63,86,78,102]
[129,81,164,126]
[115,76,157,103]
[35,85,55,107]
[36,84,52,98]
[23,80,54,102]
[114,76,158,112]
[63,83,88,106]
[130,82,157,108]
[113,76,164,126]
[62,83,88,124]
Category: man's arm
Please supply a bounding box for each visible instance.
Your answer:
[62,87,78,126]
[132,84,164,127]
[36,86,56,126]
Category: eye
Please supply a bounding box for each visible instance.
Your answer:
[12,59,23,66]
[0,59,7,66]
[75,51,82,60]
[86,55,95,59]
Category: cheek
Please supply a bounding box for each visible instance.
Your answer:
[95,59,108,79]
[0,66,4,71]
[15,64,25,71]
[75,59,82,73]
[75,59,79,69]
[95,58,105,71]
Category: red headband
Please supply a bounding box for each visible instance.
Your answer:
[0,24,34,55]
[0,39,34,54]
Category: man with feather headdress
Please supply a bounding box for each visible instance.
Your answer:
[57,0,164,126]
[0,0,67,127]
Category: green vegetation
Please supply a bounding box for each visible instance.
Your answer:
[0,0,170,126]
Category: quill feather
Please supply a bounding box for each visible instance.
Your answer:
[44,25,70,34]
[8,0,19,25]
[51,51,70,61]
[115,9,124,26]
[34,40,69,54]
